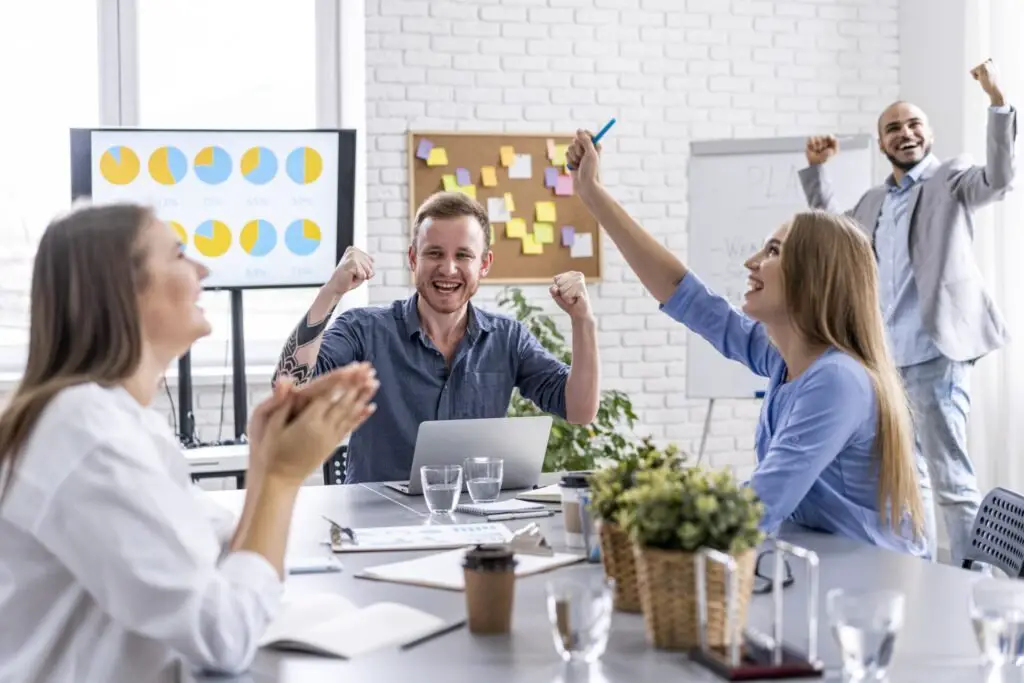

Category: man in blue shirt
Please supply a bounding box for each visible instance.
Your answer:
[272,191,600,483]
[799,59,1016,566]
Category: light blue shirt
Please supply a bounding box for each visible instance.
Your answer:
[662,273,927,557]
[875,154,942,367]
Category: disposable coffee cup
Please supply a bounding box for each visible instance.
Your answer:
[462,544,517,634]
[559,472,591,550]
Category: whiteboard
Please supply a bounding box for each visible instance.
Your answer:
[82,129,350,290]
[685,135,874,399]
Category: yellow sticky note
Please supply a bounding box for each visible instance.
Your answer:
[533,222,554,244]
[522,233,544,255]
[504,192,515,212]
[506,218,527,239]
[489,225,496,245]
[481,166,498,187]
[535,201,556,223]
[441,174,458,191]
[427,147,448,166]
[457,185,477,199]
[552,144,568,166]
[499,146,516,167]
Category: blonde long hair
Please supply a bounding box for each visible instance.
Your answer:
[0,203,151,497]
[782,210,924,536]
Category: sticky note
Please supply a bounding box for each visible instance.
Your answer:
[535,201,556,223]
[489,225,495,245]
[522,233,544,255]
[534,222,554,244]
[544,167,559,188]
[481,166,498,187]
[487,196,512,222]
[509,154,532,180]
[427,147,448,166]
[456,167,471,186]
[504,192,515,212]
[552,144,569,166]
[506,218,527,239]
[442,174,458,192]
[457,185,477,199]
[570,232,593,258]
[416,138,434,161]
[546,138,556,160]
[555,175,574,196]
[499,146,516,167]
[561,226,575,246]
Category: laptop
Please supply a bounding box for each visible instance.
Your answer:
[382,416,553,496]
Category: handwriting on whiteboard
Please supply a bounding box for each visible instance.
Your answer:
[745,162,803,207]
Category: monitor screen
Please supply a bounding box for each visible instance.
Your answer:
[70,128,355,290]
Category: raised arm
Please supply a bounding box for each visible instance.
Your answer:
[797,135,848,215]
[948,59,1016,207]
[272,246,373,387]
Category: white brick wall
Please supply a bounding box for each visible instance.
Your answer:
[1,0,900,483]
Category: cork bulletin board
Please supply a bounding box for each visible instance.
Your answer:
[407,131,603,283]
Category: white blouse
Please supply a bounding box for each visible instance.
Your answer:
[0,383,282,683]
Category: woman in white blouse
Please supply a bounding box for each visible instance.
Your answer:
[0,203,379,683]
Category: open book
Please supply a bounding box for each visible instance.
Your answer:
[259,592,451,658]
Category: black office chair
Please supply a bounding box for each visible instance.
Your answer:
[322,445,348,485]
[962,487,1024,577]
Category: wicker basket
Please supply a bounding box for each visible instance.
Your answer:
[597,522,641,612]
[633,544,756,651]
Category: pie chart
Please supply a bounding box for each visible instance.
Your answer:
[240,219,277,257]
[285,219,321,256]
[193,146,232,185]
[193,220,232,258]
[286,146,323,184]
[149,146,188,185]
[241,146,278,185]
[168,220,188,247]
[99,146,140,185]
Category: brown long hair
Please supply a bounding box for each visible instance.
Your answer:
[782,210,924,536]
[0,203,151,494]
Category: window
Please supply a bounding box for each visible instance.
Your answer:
[0,1,100,373]
[137,0,320,368]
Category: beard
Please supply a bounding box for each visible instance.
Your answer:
[884,141,931,172]
[415,277,478,314]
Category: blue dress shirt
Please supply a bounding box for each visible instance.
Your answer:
[662,272,927,556]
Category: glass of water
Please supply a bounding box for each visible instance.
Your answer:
[827,588,904,680]
[546,576,614,664]
[420,465,462,514]
[970,577,1024,667]
[464,457,503,503]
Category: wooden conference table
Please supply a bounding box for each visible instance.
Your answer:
[187,476,1000,683]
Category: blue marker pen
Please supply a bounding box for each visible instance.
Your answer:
[566,117,616,170]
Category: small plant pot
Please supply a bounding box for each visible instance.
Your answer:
[597,521,642,613]
[632,544,756,651]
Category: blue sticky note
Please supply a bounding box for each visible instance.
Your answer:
[456,167,471,186]
[561,226,575,246]
[416,138,434,161]
[544,166,559,188]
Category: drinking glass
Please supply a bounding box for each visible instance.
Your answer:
[420,465,462,514]
[826,588,904,680]
[970,577,1024,668]
[546,577,614,664]
[463,457,504,503]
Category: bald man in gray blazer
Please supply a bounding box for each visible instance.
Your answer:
[797,59,1016,568]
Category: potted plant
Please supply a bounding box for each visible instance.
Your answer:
[587,437,685,613]
[617,466,765,651]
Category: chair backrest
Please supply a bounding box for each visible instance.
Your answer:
[962,487,1024,577]
[322,445,348,486]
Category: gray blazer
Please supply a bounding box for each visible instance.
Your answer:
[798,108,1017,362]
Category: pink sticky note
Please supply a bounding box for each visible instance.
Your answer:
[456,167,471,186]
[544,167,559,188]
[561,226,575,246]
[416,139,433,160]
[555,174,574,196]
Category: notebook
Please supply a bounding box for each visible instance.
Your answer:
[356,547,584,591]
[259,592,452,658]
[516,483,562,503]
[455,499,546,516]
